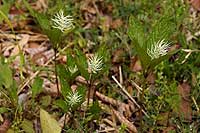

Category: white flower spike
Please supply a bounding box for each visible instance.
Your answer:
[147,39,170,60]
[51,10,74,32]
[88,54,103,74]
[66,91,82,107]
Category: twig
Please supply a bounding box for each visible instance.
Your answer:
[181,49,200,64]
[182,49,200,53]
[119,66,123,85]
[98,128,116,133]
[112,108,138,133]
[192,96,199,112]
[54,48,60,96]
[112,76,149,118]
[131,80,143,93]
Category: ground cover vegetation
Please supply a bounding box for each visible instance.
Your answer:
[0,0,200,132]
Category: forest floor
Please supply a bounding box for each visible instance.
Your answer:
[0,0,200,133]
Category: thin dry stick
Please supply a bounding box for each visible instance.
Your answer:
[192,96,199,112]
[181,49,200,64]
[131,80,143,93]
[98,128,116,133]
[54,48,60,96]
[112,76,149,118]
[112,108,138,133]
[119,66,123,85]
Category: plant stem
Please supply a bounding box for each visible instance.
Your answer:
[54,48,60,96]
[139,71,147,132]
[87,74,92,108]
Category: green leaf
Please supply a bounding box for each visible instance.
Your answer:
[74,48,89,80]
[22,0,35,16]
[53,99,68,111]
[32,76,43,98]
[9,81,18,104]
[128,16,145,47]
[57,64,71,96]
[40,108,61,133]
[40,96,52,108]
[34,11,50,30]
[0,1,13,23]
[146,17,175,50]
[21,119,35,133]
[128,16,151,69]
[47,29,62,48]
[0,63,13,88]
[0,107,9,114]
[88,101,101,119]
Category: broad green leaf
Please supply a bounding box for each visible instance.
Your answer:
[32,76,43,98]
[21,119,35,133]
[34,12,50,31]
[128,16,151,69]
[9,81,18,104]
[128,16,145,47]
[22,0,35,16]
[47,29,62,48]
[0,63,13,88]
[0,1,13,23]
[40,108,61,133]
[53,99,68,111]
[146,17,175,50]
[40,96,52,108]
[74,48,89,80]
[0,107,9,114]
[88,101,101,119]
[57,64,71,96]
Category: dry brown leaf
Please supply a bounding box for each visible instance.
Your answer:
[111,19,123,29]
[58,114,70,128]
[190,0,200,10]
[112,49,125,64]
[28,42,41,48]
[36,49,54,65]
[80,0,96,14]
[43,78,59,96]
[0,119,11,133]
[178,82,192,121]
[11,34,29,56]
[29,34,48,42]
[146,71,156,84]
[162,126,176,133]
[25,47,47,56]
[130,56,142,72]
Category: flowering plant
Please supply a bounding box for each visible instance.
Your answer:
[128,16,179,70]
